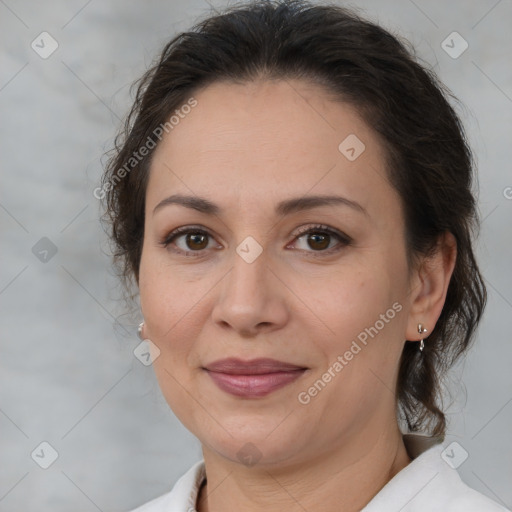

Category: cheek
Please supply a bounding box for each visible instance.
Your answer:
[306,261,407,379]
[138,252,205,422]
[302,266,390,331]
[138,247,211,376]
[139,245,195,334]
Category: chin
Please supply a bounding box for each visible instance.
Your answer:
[209,438,303,468]
[196,417,311,468]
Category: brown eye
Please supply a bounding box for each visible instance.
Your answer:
[162,227,216,255]
[306,232,331,251]
[185,232,209,250]
[291,225,352,255]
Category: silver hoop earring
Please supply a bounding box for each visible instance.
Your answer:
[137,322,144,341]
[417,323,427,352]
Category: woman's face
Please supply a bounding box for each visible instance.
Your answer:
[139,79,420,466]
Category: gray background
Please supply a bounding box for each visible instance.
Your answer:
[1,0,511,510]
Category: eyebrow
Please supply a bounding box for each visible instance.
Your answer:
[152,193,368,217]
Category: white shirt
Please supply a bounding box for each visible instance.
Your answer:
[128,434,509,511]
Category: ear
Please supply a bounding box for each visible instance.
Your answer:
[405,231,457,341]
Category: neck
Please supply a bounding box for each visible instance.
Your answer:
[196,427,411,512]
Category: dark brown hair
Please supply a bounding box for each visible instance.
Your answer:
[101,0,486,436]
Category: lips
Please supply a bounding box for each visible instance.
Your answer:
[203,358,307,398]
[204,357,307,374]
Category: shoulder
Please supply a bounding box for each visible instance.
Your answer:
[406,436,509,511]
[363,436,510,511]
[445,485,510,511]
[125,460,206,512]
[126,492,170,512]
[421,444,509,511]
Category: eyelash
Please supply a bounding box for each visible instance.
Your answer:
[159,224,352,258]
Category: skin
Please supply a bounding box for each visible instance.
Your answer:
[138,78,456,512]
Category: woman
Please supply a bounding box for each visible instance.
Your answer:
[101,1,509,510]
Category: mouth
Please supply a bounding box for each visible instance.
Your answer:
[202,358,308,398]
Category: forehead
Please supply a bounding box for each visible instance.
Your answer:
[147,79,397,220]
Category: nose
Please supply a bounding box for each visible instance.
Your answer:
[211,249,290,338]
